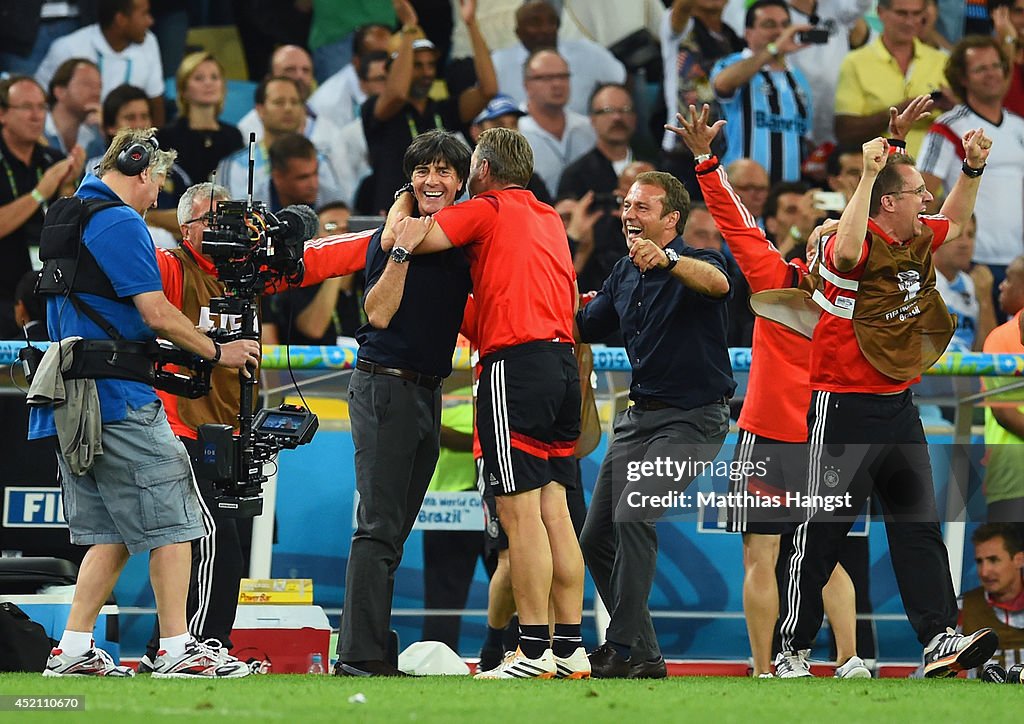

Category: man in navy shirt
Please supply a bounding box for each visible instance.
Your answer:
[577,170,735,678]
[336,130,472,677]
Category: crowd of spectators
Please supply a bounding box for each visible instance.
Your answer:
[1,0,1022,398]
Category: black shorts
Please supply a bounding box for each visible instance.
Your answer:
[477,341,580,497]
[726,429,807,536]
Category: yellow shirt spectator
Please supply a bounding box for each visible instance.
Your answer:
[834,37,948,157]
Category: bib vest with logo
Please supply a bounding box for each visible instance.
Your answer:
[168,247,255,431]
[961,587,1024,668]
[750,228,954,381]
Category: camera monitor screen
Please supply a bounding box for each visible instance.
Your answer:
[260,412,302,431]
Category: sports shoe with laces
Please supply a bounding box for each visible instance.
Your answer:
[553,646,591,679]
[151,638,251,678]
[474,647,556,679]
[834,655,871,679]
[44,646,135,677]
[922,627,998,678]
[774,649,812,678]
[137,653,155,674]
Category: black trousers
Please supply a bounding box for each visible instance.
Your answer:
[339,370,441,662]
[778,390,958,652]
[580,401,730,658]
[146,436,244,658]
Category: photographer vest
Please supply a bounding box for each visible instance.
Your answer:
[165,246,256,433]
[751,225,954,381]
[961,587,1024,668]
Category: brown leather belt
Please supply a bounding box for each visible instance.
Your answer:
[356,359,442,390]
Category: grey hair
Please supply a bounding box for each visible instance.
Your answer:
[177,182,230,225]
[96,127,178,178]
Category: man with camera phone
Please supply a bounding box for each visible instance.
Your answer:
[710,0,813,184]
[29,128,261,678]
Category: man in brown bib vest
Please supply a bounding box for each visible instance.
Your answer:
[772,128,1001,678]
[960,524,1024,672]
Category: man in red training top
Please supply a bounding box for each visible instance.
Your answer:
[667,103,866,679]
[385,127,586,679]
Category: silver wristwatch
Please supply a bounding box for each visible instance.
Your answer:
[390,246,411,264]
[663,247,679,271]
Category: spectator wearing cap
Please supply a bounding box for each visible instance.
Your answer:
[556,83,646,294]
[469,94,552,205]
[490,0,626,116]
[362,1,496,214]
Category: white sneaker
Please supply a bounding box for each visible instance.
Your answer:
[774,650,812,678]
[151,638,251,678]
[553,647,591,679]
[757,672,775,678]
[44,646,134,677]
[474,647,556,679]
[923,627,998,679]
[835,656,871,679]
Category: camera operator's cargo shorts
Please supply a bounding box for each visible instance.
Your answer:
[57,401,207,554]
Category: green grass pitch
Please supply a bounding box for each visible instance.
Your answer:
[1,673,1022,723]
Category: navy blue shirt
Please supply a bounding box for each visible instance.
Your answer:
[356,227,471,378]
[577,236,736,409]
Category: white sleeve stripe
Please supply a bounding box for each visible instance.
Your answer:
[818,263,860,291]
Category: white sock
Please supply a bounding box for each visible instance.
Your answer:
[58,630,93,656]
[159,632,192,658]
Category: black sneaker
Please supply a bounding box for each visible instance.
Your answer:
[923,627,999,678]
[588,642,630,679]
[335,659,409,677]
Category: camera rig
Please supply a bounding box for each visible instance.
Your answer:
[192,135,320,517]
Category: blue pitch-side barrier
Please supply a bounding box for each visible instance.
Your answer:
[2,341,1018,662]
[4,340,1024,376]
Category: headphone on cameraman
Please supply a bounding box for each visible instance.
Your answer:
[116,135,160,176]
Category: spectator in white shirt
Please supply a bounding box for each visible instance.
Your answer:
[491,0,626,116]
[518,49,597,197]
[36,0,165,127]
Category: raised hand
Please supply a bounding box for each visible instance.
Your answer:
[459,0,477,25]
[393,0,418,28]
[963,127,992,168]
[862,137,889,176]
[664,103,725,157]
[888,94,933,141]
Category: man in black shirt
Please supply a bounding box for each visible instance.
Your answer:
[336,130,472,678]
[0,75,83,336]
[577,170,734,679]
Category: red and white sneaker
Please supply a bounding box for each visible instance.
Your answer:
[151,638,251,678]
[43,646,135,677]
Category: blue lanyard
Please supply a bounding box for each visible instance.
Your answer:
[96,52,133,85]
